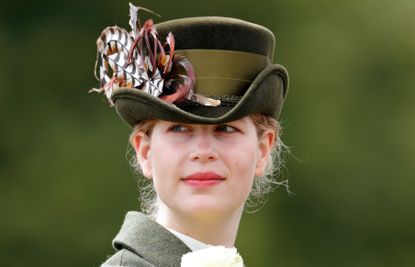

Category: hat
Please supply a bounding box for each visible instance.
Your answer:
[92,4,289,126]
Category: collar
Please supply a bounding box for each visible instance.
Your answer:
[165,227,210,251]
[112,211,192,266]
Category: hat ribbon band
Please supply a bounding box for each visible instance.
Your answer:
[175,49,270,96]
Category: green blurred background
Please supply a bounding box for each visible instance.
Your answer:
[1,0,414,266]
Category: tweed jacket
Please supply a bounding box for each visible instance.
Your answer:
[101,211,192,267]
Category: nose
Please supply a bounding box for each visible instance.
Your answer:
[189,133,218,162]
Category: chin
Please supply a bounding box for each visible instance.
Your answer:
[182,200,240,219]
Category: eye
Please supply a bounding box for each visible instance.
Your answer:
[167,124,192,133]
[215,124,238,133]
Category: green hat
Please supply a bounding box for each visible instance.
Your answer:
[93,5,288,126]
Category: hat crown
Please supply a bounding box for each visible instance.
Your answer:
[156,17,276,60]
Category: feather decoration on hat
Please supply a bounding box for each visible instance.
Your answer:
[90,3,220,107]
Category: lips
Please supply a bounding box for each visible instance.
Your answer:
[183,172,225,181]
[182,172,225,187]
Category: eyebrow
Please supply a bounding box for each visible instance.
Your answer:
[234,118,249,126]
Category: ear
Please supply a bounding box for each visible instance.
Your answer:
[132,132,152,179]
[254,129,276,177]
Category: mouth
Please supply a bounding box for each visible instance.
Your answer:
[181,171,225,187]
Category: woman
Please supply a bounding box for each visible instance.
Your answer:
[93,4,289,266]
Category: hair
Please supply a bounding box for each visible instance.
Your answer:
[127,114,290,216]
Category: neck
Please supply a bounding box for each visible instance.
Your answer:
[155,201,244,247]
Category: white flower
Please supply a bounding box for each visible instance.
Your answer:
[181,245,244,267]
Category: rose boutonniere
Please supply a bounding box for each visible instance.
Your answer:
[181,246,243,267]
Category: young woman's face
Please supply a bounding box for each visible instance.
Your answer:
[134,117,274,218]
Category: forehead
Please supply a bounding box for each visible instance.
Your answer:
[154,116,253,127]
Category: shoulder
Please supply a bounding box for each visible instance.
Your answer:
[101,248,154,267]
[101,212,191,266]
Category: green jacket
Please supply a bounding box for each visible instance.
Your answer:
[101,212,192,267]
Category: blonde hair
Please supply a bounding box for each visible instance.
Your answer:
[128,114,289,215]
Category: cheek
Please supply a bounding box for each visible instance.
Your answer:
[150,149,173,202]
[150,145,173,176]
[239,143,260,171]
[149,142,186,190]
[232,144,259,190]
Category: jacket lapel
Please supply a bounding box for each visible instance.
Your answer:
[112,211,192,266]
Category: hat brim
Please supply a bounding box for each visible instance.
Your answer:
[111,64,288,127]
